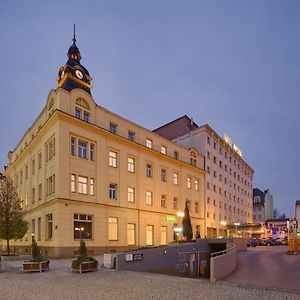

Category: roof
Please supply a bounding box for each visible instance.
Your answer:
[153,115,199,140]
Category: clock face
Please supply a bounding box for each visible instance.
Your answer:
[75,70,83,79]
[61,71,65,79]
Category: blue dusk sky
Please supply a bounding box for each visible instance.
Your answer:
[0,1,299,217]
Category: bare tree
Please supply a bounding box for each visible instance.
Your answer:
[0,176,28,254]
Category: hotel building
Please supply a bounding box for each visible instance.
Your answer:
[3,36,205,257]
[154,116,254,238]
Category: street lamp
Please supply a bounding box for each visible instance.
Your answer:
[234,222,240,237]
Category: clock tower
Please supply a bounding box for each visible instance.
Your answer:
[57,26,92,94]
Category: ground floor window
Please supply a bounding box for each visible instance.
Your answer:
[146,225,154,246]
[46,214,53,240]
[127,223,136,245]
[38,217,41,241]
[74,214,93,239]
[108,217,118,241]
[160,226,167,245]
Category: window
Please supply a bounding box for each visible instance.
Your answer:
[78,141,87,159]
[109,151,117,167]
[90,144,95,161]
[77,176,88,194]
[128,131,135,141]
[25,193,28,206]
[109,183,117,199]
[46,174,55,196]
[46,214,53,239]
[173,197,178,210]
[213,171,216,178]
[213,142,216,149]
[146,163,152,177]
[74,214,93,239]
[128,157,135,173]
[173,151,179,160]
[71,137,76,156]
[46,138,55,161]
[128,187,135,203]
[31,159,35,175]
[20,170,23,184]
[32,188,35,204]
[207,136,210,144]
[25,165,28,179]
[146,139,152,148]
[108,217,118,241]
[38,152,42,169]
[83,111,90,122]
[161,146,167,154]
[207,166,210,174]
[75,108,81,119]
[160,226,167,245]
[186,200,191,212]
[207,151,210,159]
[195,180,199,191]
[71,174,76,192]
[146,225,154,246]
[173,173,178,185]
[207,197,210,204]
[38,184,42,201]
[38,217,41,241]
[190,151,197,167]
[31,219,35,236]
[161,168,167,182]
[127,223,136,245]
[161,194,166,208]
[109,123,117,134]
[146,191,152,205]
[187,177,191,189]
[90,178,95,196]
[195,202,199,213]
[213,156,216,164]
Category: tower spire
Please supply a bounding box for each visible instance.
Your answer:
[73,24,76,44]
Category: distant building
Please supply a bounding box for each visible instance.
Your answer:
[263,219,288,239]
[296,200,300,232]
[253,188,274,222]
[154,115,254,238]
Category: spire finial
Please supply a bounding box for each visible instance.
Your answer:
[73,24,76,44]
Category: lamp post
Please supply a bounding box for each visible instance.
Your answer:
[234,222,240,237]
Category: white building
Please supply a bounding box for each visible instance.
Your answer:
[154,116,254,238]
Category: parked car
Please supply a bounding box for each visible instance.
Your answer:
[264,239,276,246]
[274,239,284,246]
[247,239,258,247]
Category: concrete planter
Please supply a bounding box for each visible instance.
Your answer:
[72,260,98,274]
[23,260,50,272]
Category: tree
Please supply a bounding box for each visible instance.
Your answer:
[182,201,193,241]
[31,236,42,261]
[0,176,28,254]
[273,208,279,219]
[279,213,287,220]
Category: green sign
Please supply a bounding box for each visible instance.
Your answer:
[166,215,176,222]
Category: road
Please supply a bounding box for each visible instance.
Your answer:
[223,245,300,294]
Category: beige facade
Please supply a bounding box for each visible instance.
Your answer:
[4,86,205,257]
[154,117,254,238]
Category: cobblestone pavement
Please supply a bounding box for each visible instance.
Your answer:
[223,246,300,296]
[0,253,299,300]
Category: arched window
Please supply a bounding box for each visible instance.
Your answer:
[76,98,90,110]
[190,151,197,167]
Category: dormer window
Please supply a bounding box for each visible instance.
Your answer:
[75,108,81,119]
[83,112,90,123]
[190,151,197,167]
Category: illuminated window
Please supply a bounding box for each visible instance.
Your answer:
[173,173,178,185]
[146,139,152,148]
[128,157,135,173]
[161,146,167,154]
[127,223,136,245]
[127,187,135,203]
[108,217,118,241]
[146,225,154,246]
[146,191,152,205]
[109,151,117,167]
[90,178,94,196]
[71,174,76,192]
[187,177,191,189]
[78,176,88,194]
[195,179,199,191]
[160,226,167,245]
[74,214,93,239]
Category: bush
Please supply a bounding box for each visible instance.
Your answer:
[72,239,98,268]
